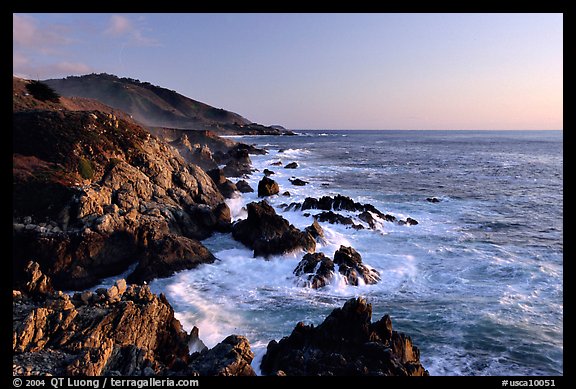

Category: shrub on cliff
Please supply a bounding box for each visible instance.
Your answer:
[25,80,60,103]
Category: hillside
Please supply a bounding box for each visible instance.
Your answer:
[44,73,290,134]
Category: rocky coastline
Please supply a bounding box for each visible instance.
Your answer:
[13,76,428,376]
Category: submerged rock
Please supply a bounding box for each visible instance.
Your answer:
[289,178,308,186]
[426,197,441,203]
[284,162,298,169]
[260,297,429,376]
[232,201,315,258]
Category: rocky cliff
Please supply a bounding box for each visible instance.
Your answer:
[13,262,255,376]
[12,77,252,290]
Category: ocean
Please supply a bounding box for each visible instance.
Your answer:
[148,130,563,376]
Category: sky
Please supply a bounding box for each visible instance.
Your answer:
[13,13,563,130]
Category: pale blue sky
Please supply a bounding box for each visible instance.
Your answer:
[13,13,563,130]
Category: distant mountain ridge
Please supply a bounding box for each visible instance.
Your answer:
[43,73,282,134]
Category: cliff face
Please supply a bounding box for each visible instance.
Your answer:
[13,78,232,290]
[13,262,255,376]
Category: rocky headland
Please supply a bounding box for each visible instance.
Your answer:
[13,76,427,376]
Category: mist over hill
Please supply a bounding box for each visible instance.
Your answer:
[44,73,288,135]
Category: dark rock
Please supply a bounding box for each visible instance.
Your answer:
[300,195,397,224]
[282,191,291,197]
[315,211,364,230]
[127,234,215,284]
[13,228,140,291]
[206,168,238,199]
[289,178,308,186]
[334,246,380,286]
[406,217,419,226]
[232,201,315,258]
[305,219,324,241]
[260,297,428,376]
[284,162,298,169]
[191,203,231,233]
[426,197,440,203]
[358,211,377,229]
[186,335,256,376]
[263,169,275,176]
[293,253,335,289]
[285,202,301,211]
[235,180,254,193]
[270,161,283,166]
[257,177,280,197]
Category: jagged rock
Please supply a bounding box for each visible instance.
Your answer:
[260,297,428,376]
[220,145,255,177]
[206,168,237,199]
[263,169,275,176]
[284,162,298,169]
[293,253,335,289]
[289,178,307,186]
[334,246,380,286]
[20,261,53,296]
[127,235,215,284]
[235,180,254,193]
[358,211,377,229]
[232,201,315,258]
[13,283,191,376]
[305,219,325,242]
[257,177,280,197]
[314,211,365,230]
[187,335,256,376]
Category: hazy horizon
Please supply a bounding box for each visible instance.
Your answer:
[13,13,563,130]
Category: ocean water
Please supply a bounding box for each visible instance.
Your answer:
[149,130,563,376]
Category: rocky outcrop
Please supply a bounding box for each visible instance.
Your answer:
[284,162,298,169]
[334,246,380,286]
[232,201,316,258]
[293,253,335,289]
[13,108,235,290]
[291,195,419,228]
[263,168,275,176]
[305,219,325,243]
[126,235,215,284]
[13,267,190,375]
[186,335,256,376]
[426,197,440,203]
[13,263,257,377]
[220,146,255,178]
[235,180,254,193]
[293,246,379,288]
[207,168,238,199]
[314,211,365,230]
[257,176,280,197]
[260,297,429,376]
